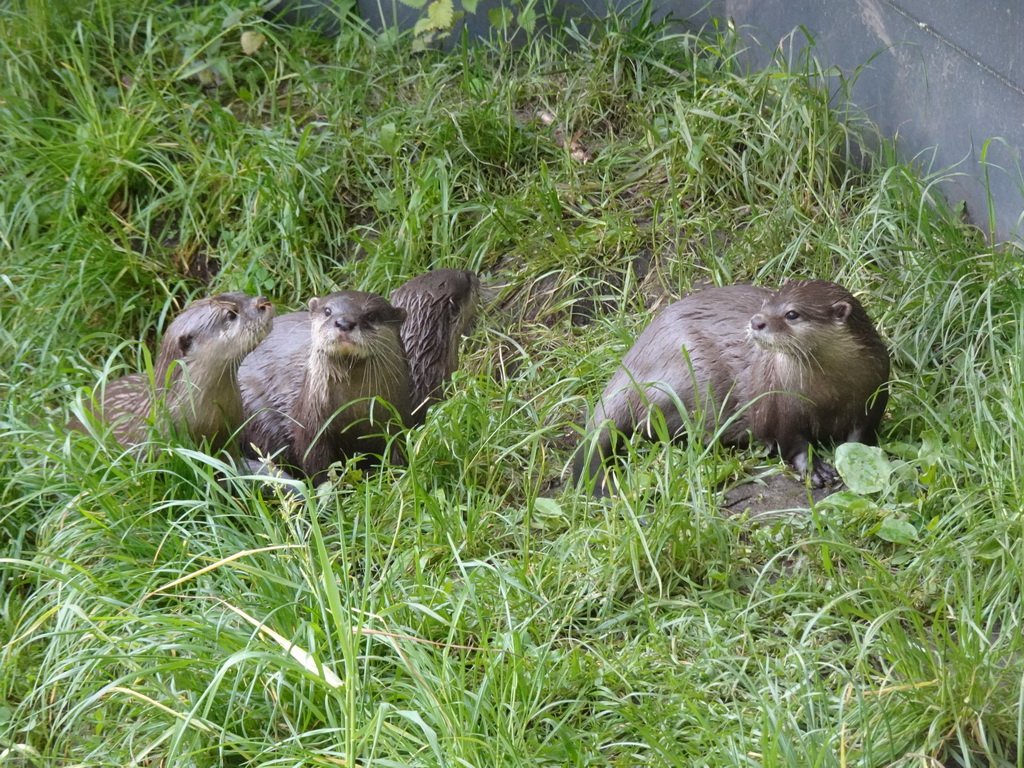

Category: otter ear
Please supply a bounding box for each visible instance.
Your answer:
[179,333,194,356]
[308,297,322,312]
[831,301,853,322]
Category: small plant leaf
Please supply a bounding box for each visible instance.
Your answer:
[414,0,454,34]
[430,0,454,29]
[516,6,537,33]
[816,489,877,513]
[532,497,562,516]
[488,7,513,28]
[373,188,397,211]
[378,122,399,154]
[240,30,266,55]
[876,518,917,545]
[462,0,479,13]
[834,442,891,494]
[222,8,246,29]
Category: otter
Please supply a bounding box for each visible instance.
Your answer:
[239,290,411,479]
[573,279,890,495]
[390,268,481,424]
[238,269,480,481]
[69,292,275,451]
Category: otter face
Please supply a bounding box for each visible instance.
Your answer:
[748,281,859,358]
[308,291,407,360]
[218,293,275,358]
[161,292,275,372]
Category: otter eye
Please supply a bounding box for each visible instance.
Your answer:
[225,310,238,321]
[362,311,380,325]
[785,310,801,321]
[322,307,332,318]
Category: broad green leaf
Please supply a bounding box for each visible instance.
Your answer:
[414,0,454,34]
[532,497,562,516]
[876,518,917,545]
[429,0,454,28]
[835,442,891,494]
[222,8,245,28]
[517,6,536,33]
[377,122,399,154]
[816,490,877,513]
[488,7,513,28]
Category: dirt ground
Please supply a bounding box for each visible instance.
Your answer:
[722,472,838,519]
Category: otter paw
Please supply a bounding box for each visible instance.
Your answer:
[808,460,840,488]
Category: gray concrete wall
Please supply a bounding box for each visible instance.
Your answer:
[677,0,1024,244]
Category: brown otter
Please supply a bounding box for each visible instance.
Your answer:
[390,268,481,424]
[573,279,890,495]
[239,270,480,481]
[70,292,274,451]
[239,290,412,480]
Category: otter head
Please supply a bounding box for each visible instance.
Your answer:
[157,292,275,379]
[391,269,481,360]
[748,279,871,362]
[308,291,407,361]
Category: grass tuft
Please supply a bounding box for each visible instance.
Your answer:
[2,0,1023,764]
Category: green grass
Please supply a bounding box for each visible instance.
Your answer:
[3,0,1024,765]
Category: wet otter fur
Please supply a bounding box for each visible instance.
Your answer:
[239,291,410,480]
[239,269,481,481]
[573,279,890,495]
[390,268,481,423]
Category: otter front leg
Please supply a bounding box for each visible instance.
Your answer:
[782,438,839,488]
[573,380,686,497]
[573,384,655,497]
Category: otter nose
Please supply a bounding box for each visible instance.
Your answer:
[750,314,767,332]
[335,318,357,332]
